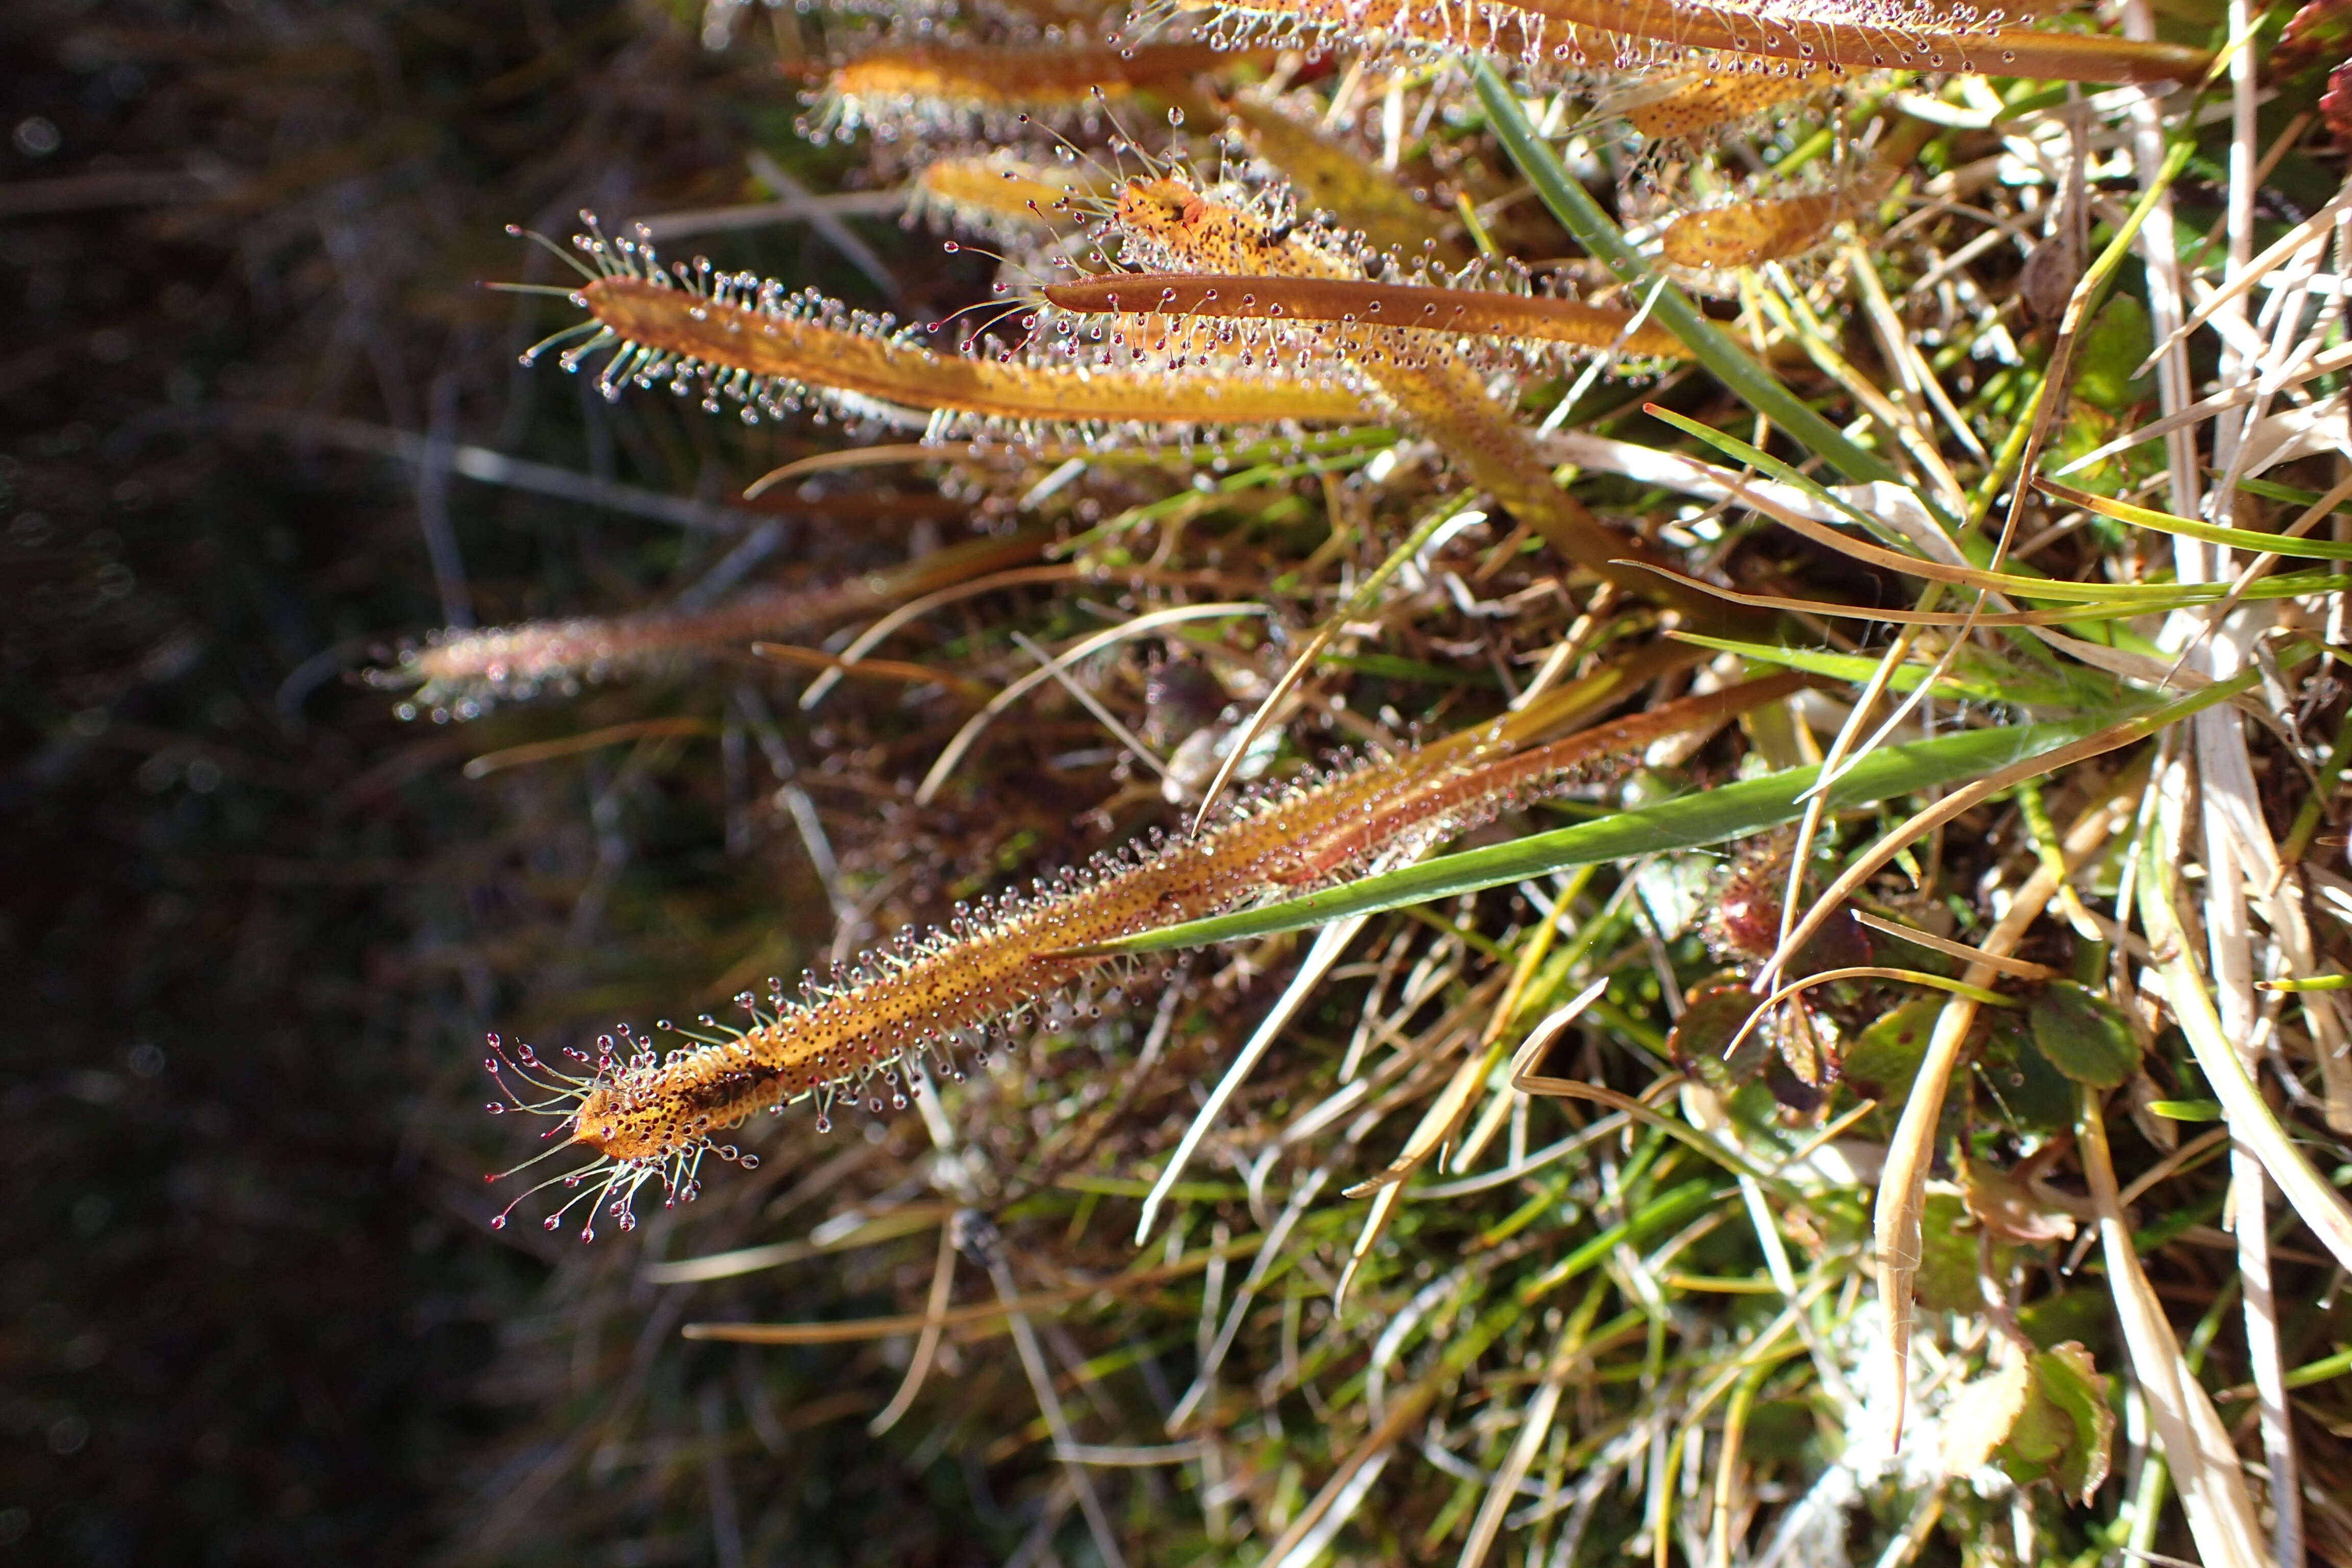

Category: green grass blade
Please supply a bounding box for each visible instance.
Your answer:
[2040,478,2352,559]
[1671,632,2158,719]
[1644,404,1892,539]
[1072,720,2096,957]
[1669,633,2088,707]
[1471,61,1907,496]
[2238,475,2352,516]
[1671,635,1958,693]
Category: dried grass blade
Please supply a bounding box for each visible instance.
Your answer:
[1336,976,1610,1303]
[1638,404,1906,541]
[752,643,985,695]
[1508,1074,1775,1189]
[2134,180,2352,377]
[867,1224,958,1435]
[1010,629,1169,781]
[1343,1036,1509,1202]
[1264,1294,1527,1567]
[800,565,1082,710]
[645,1202,952,1286]
[1626,449,2223,603]
[1167,1167,1330,1431]
[1992,137,2195,562]
[2140,839,2352,1271]
[463,717,716,777]
[961,1222,1129,1568]
[917,601,1269,805]
[1750,279,1956,512]
[1193,494,1478,832]
[681,1230,1265,1342]
[1713,967,2016,1085]
[2078,1084,2269,1568]
[2051,335,2352,477]
[1456,1282,1609,1568]
[1868,772,2138,1443]
[1852,911,2060,981]
[1136,914,1368,1243]
[1450,874,1588,1174]
[743,443,938,497]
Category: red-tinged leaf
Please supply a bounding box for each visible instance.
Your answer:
[2280,0,2352,74]
[2329,61,2352,153]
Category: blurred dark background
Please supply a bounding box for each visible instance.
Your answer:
[0,3,952,1561]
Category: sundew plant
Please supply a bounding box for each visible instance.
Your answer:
[405,0,2352,1563]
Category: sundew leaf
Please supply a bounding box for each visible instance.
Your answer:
[1043,274,1692,359]
[1221,95,1464,261]
[1231,0,2212,88]
[1660,180,1884,269]
[568,266,1374,429]
[1468,62,1909,497]
[1094,174,1728,620]
[1072,718,2100,957]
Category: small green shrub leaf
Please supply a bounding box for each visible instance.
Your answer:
[1914,1192,1999,1315]
[2075,295,2154,410]
[2027,981,2141,1088]
[1666,981,1767,1089]
[1976,1013,2081,1133]
[1842,997,1944,1103]
[1941,1360,2033,1476]
[2028,1343,2116,1503]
